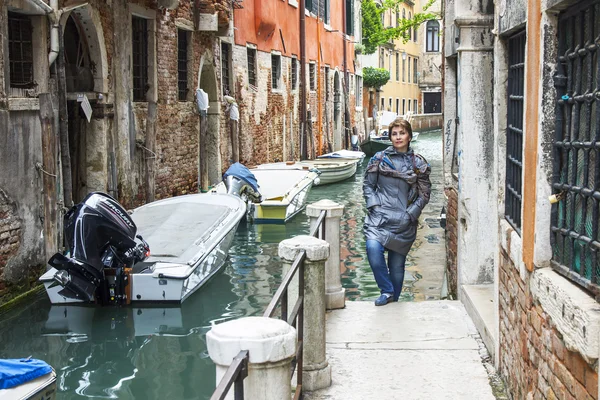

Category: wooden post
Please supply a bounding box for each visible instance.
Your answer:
[230,119,239,163]
[57,27,73,207]
[145,102,157,203]
[199,113,209,192]
[39,94,58,261]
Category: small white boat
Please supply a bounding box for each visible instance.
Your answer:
[317,149,366,160]
[0,360,56,400]
[256,160,358,186]
[40,192,247,304]
[213,165,319,223]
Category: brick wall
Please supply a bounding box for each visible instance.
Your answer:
[0,189,21,301]
[445,185,458,298]
[499,251,598,400]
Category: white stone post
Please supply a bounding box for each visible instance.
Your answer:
[279,235,332,391]
[306,199,346,310]
[207,317,296,400]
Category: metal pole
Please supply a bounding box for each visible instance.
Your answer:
[300,0,307,159]
[316,1,322,157]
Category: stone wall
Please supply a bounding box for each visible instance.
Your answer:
[411,113,443,132]
[499,251,598,400]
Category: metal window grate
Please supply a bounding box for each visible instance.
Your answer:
[505,30,526,233]
[247,48,257,87]
[551,0,600,296]
[8,12,34,88]
[309,63,316,91]
[132,16,148,101]
[271,54,280,89]
[177,30,188,101]
[221,43,231,96]
[292,58,298,89]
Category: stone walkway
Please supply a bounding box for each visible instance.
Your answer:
[304,300,502,400]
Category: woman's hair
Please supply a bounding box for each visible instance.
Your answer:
[388,118,413,139]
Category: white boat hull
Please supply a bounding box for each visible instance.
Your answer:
[40,193,246,304]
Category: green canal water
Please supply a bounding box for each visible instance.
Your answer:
[0,130,442,399]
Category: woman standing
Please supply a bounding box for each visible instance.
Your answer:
[363,118,431,306]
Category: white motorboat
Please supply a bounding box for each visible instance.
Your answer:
[40,192,247,305]
[317,149,366,160]
[255,159,359,186]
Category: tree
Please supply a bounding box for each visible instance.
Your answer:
[363,67,390,89]
[361,0,439,55]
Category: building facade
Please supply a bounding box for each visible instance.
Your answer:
[232,0,363,159]
[0,0,232,304]
[444,0,600,398]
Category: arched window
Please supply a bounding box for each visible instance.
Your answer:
[426,20,440,52]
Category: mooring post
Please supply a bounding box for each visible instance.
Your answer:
[207,317,296,400]
[279,235,331,391]
[306,200,346,310]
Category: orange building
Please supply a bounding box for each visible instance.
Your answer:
[229,0,364,161]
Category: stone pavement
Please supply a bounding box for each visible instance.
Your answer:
[304,300,502,400]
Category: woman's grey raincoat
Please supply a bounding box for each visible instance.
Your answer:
[363,147,432,255]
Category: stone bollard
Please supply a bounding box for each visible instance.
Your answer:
[279,235,331,391]
[306,200,346,310]
[207,317,296,400]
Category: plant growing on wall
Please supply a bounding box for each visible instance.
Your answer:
[361,0,439,54]
[363,67,390,89]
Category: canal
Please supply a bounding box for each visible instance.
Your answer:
[0,130,443,399]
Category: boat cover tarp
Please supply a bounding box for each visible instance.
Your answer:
[318,150,365,159]
[0,358,52,389]
[250,169,311,200]
[223,163,259,192]
[132,201,228,264]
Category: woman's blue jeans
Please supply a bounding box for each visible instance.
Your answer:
[366,239,407,301]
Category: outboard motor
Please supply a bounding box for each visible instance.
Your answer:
[48,192,149,305]
[223,163,263,203]
[351,135,359,151]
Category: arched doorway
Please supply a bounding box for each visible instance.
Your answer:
[198,56,221,189]
[62,6,108,202]
[333,71,343,151]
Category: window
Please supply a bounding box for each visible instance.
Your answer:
[389,10,393,27]
[324,66,330,99]
[408,56,411,83]
[345,0,354,35]
[291,57,298,90]
[389,52,392,72]
[402,57,406,82]
[413,58,418,83]
[271,54,281,89]
[413,99,417,113]
[132,16,149,101]
[356,75,362,105]
[407,99,411,112]
[324,0,330,24]
[388,98,392,111]
[551,1,600,293]
[396,53,400,81]
[247,47,257,87]
[8,12,34,89]
[505,30,525,234]
[177,30,189,101]
[414,24,417,42]
[309,63,316,91]
[396,98,400,114]
[395,11,399,28]
[379,48,385,68]
[408,12,412,40]
[402,9,405,20]
[402,99,406,115]
[221,42,232,96]
[426,20,440,52]
[381,97,385,111]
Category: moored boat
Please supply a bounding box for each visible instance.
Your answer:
[317,149,365,160]
[40,192,248,305]
[255,159,359,186]
[0,359,56,400]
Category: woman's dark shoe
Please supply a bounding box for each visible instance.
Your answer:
[375,294,393,306]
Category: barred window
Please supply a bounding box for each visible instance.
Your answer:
[324,66,330,100]
[8,13,34,88]
[132,16,148,101]
[309,63,316,91]
[551,1,600,294]
[356,75,362,105]
[291,58,298,89]
[505,30,525,233]
[247,47,257,87]
[271,54,281,90]
[177,30,188,101]
[221,42,231,96]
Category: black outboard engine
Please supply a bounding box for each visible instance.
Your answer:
[49,192,149,305]
[223,163,263,203]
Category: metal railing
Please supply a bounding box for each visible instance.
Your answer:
[211,210,327,400]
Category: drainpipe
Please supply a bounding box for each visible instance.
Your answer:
[48,0,59,66]
[299,0,307,159]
